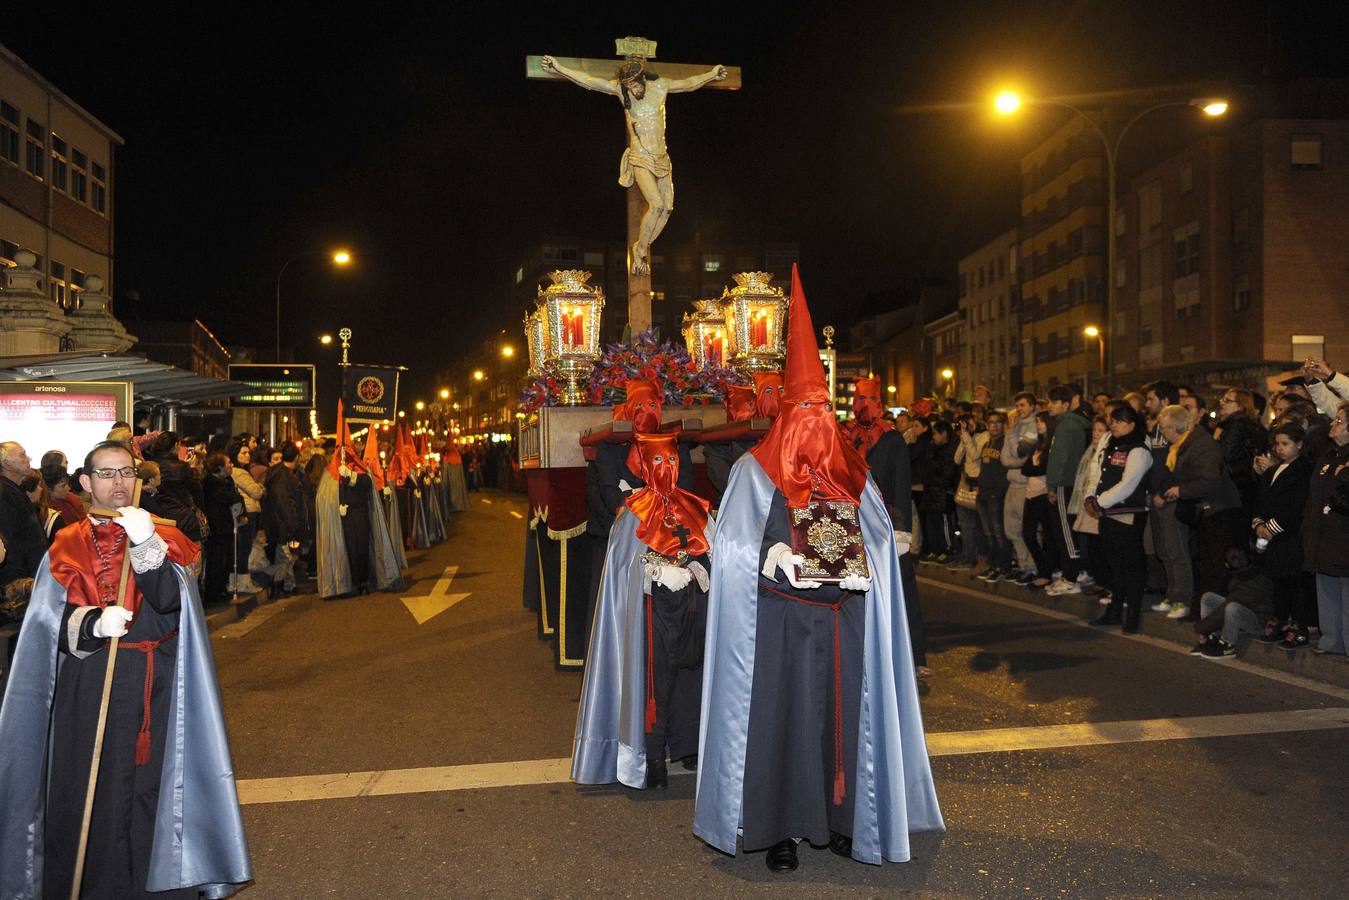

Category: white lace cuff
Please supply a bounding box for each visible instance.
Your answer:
[66,606,99,659]
[129,532,168,574]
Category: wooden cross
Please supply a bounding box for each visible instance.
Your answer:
[525,37,741,337]
[670,520,692,548]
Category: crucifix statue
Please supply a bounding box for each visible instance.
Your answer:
[527,37,741,335]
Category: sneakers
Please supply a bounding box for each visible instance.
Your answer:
[1255,617,1283,644]
[1190,634,1217,656]
[946,559,972,571]
[1016,571,1038,587]
[1201,639,1237,660]
[1165,603,1190,619]
[1045,578,1082,596]
[933,553,950,566]
[977,567,1003,583]
[1098,590,1113,606]
[1279,624,1310,650]
[1001,568,1024,583]
[1150,600,1173,613]
[1076,572,1096,588]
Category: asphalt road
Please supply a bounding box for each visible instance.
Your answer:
[212,489,1349,898]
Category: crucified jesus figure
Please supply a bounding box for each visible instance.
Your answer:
[541,55,727,275]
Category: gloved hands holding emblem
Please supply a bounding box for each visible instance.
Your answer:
[654,564,694,592]
[94,606,134,639]
[839,574,872,593]
[114,506,155,545]
[763,542,822,590]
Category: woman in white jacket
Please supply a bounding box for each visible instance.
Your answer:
[228,441,266,592]
[1071,412,1114,604]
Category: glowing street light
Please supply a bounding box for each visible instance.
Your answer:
[473,370,485,381]
[439,388,450,399]
[1083,325,1100,338]
[332,250,352,265]
[940,368,954,380]
[501,345,515,358]
[1196,99,1229,117]
[319,334,333,345]
[993,90,1022,116]
[887,385,897,395]
[415,400,425,411]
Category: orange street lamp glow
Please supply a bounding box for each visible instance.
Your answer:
[332,250,352,265]
[415,401,425,411]
[887,385,897,394]
[993,90,1022,116]
[501,345,515,357]
[1084,325,1101,338]
[473,370,485,381]
[319,334,333,345]
[1198,100,1229,117]
[439,388,450,399]
[941,368,954,380]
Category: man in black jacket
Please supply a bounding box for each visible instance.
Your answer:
[262,442,305,593]
[0,441,46,590]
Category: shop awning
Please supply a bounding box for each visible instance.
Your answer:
[0,351,247,408]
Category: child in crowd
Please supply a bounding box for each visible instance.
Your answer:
[1192,546,1275,660]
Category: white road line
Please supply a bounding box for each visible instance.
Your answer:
[215,597,300,640]
[480,498,493,504]
[235,707,1349,805]
[917,576,1349,704]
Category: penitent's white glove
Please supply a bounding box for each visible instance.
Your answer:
[894,530,912,557]
[339,504,349,517]
[383,486,393,497]
[94,606,134,639]
[339,464,351,479]
[114,506,156,545]
[762,542,822,590]
[839,574,872,593]
[654,564,694,592]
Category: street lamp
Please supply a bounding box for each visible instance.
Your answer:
[415,400,425,411]
[473,370,485,381]
[1083,325,1104,394]
[501,345,515,358]
[940,367,955,398]
[275,249,353,362]
[994,91,1227,390]
[439,388,450,399]
[319,334,333,345]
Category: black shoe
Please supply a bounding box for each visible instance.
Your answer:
[1190,635,1216,656]
[765,839,799,872]
[679,754,698,772]
[1091,613,1122,628]
[828,832,852,859]
[646,758,668,790]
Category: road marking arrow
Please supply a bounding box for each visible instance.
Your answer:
[400,565,471,625]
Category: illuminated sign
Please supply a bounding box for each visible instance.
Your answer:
[0,381,132,466]
[229,364,316,408]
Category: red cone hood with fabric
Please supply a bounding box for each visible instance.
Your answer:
[362,425,385,490]
[847,376,894,455]
[444,441,462,465]
[624,432,710,557]
[752,371,784,418]
[724,384,756,423]
[327,400,367,480]
[614,379,662,434]
[387,426,409,486]
[749,265,869,508]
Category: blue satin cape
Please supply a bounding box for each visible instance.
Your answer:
[692,455,944,864]
[0,557,253,897]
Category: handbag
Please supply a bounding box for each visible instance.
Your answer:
[955,477,979,510]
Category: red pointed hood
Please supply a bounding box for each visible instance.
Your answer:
[362,425,385,490]
[614,378,662,433]
[386,425,409,486]
[749,265,869,508]
[624,432,710,558]
[724,384,756,422]
[752,371,784,418]
[327,400,367,479]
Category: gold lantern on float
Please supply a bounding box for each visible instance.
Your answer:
[524,307,547,377]
[720,271,787,375]
[538,269,604,405]
[681,299,728,370]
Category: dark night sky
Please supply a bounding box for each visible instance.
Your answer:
[6,1,1346,405]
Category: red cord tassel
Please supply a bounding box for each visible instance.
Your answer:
[136,730,152,766]
[645,594,657,733]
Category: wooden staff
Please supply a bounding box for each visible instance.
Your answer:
[71,482,146,899]
[89,507,175,527]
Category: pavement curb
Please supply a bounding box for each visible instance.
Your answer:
[918,564,1349,690]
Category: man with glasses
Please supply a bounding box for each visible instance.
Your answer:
[0,441,46,590]
[0,439,251,897]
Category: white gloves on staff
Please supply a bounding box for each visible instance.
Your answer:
[114,506,155,545]
[763,542,822,590]
[339,465,351,479]
[894,530,912,557]
[839,574,872,593]
[653,564,694,592]
[339,504,349,517]
[94,606,134,639]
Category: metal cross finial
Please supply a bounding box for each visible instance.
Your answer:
[822,325,835,349]
[339,327,352,367]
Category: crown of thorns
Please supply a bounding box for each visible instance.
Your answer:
[617,62,647,84]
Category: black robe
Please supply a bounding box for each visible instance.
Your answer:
[643,555,709,763]
[864,431,928,668]
[703,439,758,510]
[741,491,864,851]
[339,473,374,592]
[45,549,194,900]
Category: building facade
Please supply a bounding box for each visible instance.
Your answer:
[1,44,120,316]
[1113,118,1349,389]
[1017,117,1108,393]
[958,228,1020,402]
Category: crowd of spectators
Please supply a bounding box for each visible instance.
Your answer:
[0,426,325,643]
[895,356,1349,660]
